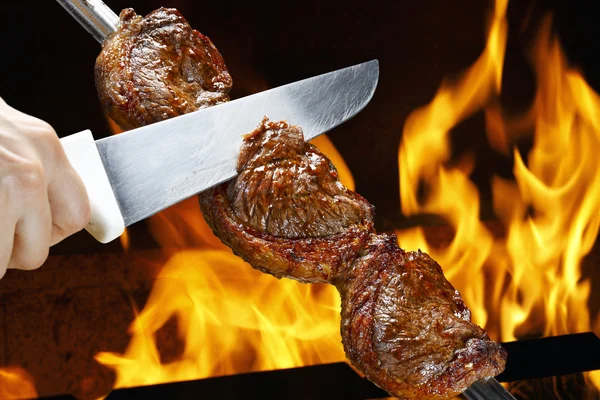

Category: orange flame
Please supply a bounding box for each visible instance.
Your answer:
[94,134,352,388]
[492,15,599,340]
[397,0,508,330]
[0,367,37,400]
[397,0,599,392]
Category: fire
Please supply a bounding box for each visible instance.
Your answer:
[397,0,599,392]
[94,134,351,388]
[493,17,599,341]
[0,367,37,400]
[4,0,600,395]
[397,0,507,331]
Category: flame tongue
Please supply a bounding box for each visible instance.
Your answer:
[398,0,600,392]
[494,16,600,342]
[397,0,508,331]
[96,250,344,387]
[0,367,37,400]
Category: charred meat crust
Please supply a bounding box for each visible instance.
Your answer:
[227,119,374,239]
[200,188,373,283]
[339,234,507,400]
[95,7,232,130]
[199,119,375,284]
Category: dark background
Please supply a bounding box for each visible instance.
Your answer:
[1,0,599,252]
[0,2,599,398]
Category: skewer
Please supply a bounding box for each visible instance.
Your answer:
[55,0,118,43]
[54,2,516,399]
[462,377,517,400]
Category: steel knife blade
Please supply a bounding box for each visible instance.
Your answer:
[60,60,379,243]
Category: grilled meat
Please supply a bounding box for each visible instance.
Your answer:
[95,7,232,130]
[340,234,507,399]
[94,8,507,399]
[199,118,374,283]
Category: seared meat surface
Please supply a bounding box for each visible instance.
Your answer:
[199,118,374,283]
[228,118,372,239]
[340,234,506,399]
[94,8,507,399]
[95,7,232,130]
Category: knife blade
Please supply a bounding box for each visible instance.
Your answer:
[59,60,379,243]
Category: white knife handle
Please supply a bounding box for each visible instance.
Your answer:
[59,130,125,243]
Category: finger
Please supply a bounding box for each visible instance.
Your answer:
[48,168,91,245]
[0,100,60,162]
[8,186,53,271]
[0,170,17,278]
[0,231,15,279]
[0,219,15,280]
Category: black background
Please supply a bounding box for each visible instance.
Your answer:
[1,0,599,252]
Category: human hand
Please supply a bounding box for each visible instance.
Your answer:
[0,97,90,279]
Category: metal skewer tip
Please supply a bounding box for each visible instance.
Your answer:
[55,0,119,44]
[462,378,516,400]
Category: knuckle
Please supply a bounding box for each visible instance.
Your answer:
[35,123,63,156]
[6,161,46,192]
[30,121,57,140]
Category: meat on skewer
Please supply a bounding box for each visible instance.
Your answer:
[95,8,507,399]
[95,8,232,130]
[199,118,375,284]
[340,234,506,399]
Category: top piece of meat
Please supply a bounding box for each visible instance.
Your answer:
[95,8,232,130]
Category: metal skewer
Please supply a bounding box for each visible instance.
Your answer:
[462,377,517,400]
[55,0,119,43]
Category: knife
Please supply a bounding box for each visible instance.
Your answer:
[59,59,379,243]
[55,1,378,245]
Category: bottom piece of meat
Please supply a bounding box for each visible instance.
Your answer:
[339,234,507,400]
[199,119,374,284]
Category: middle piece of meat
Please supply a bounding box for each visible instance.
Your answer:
[199,117,375,284]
